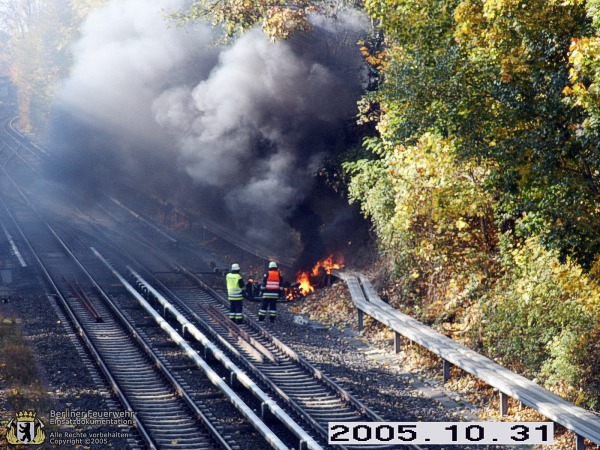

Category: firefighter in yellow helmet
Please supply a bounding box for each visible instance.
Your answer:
[258,261,283,323]
[226,263,245,324]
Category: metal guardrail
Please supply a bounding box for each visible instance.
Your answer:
[337,270,600,450]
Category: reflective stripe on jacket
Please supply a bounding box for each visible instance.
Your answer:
[262,270,281,299]
[266,270,280,290]
[226,272,243,300]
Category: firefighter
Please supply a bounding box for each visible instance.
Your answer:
[226,263,245,324]
[259,261,283,322]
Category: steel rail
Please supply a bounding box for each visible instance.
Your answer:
[93,249,293,450]
[107,196,178,245]
[66,258,231,449]
[1,124,415,449]
[176,265,384,408]
[151,262,417,449]
[0,121,43,176]
[62,277,103,323]
[5,116,46,157]
[0,144,232,449]
[126,266,323,450]
[201,304,279,364]
[122,255,405,449]
[40,221,233,450]
[87,219,396,449]
[0,152,152,450]
[9,146,412,450]
[0,199,157,449]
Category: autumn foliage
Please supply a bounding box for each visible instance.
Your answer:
[345,0,600,409]
[4,0,600,412]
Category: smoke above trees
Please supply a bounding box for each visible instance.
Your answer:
[46,0,370,257]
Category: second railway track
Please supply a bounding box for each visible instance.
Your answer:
[0,199,248,449]
[73,198,419,450]
[0,115,424,449]
[0,131,293,449]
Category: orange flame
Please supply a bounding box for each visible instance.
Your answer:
[296,271,314,295]
[294,255,345,296]
[311,255,344,276]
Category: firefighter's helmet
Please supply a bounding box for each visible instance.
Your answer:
[268,261,277,269]
[231,263,240,271]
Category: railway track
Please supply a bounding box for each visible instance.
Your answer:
[72,194,419,450]
[137,266,390,440]
[0,115,423,449]
[0,123,288,449]
[0,200,240,449]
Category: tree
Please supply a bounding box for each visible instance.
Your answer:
[355,0,599,268]
[453,0,598,268]
[0,0,44,36]
[345,0,499,318]
[2,0,109,131]
[347,0,600,408]
[170,0,363,41]
[7,0,72,130]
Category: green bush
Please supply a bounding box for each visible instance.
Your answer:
[543,323,600,409]
[345,133,497,315]
[482,236,600,408]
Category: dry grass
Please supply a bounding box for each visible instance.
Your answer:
[0,314,52,442]
[0,318,39,385]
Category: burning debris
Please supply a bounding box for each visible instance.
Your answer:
[286,255,344,300]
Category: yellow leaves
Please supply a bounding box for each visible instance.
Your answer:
[455,218,469,230]
[69,0,110,23]
[563,36,600,110]
[550,0,585,5]
[507,238,600,308]
[567,37,600,79]
[358,40,389,70]
[372,132,496,266]
[262,6,313,41]
[174,1,316,41]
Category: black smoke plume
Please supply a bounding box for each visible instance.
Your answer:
[47,0,370,263]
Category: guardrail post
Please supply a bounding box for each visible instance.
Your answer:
[394,331,402,353]
[358,309,364,331]
[500,391,509,416]
[576,433,585,450]
[442,359,451,382]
